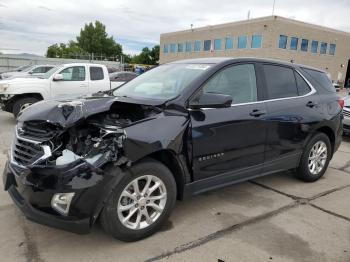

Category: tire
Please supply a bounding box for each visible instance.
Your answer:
[296,132,331,182]
[100,159,177,242]
[12,97,40,118]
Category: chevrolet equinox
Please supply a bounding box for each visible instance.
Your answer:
[3,58,343,241]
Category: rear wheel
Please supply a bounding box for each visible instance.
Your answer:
[296,133,331,182]
[100,159,176,242]
[12,97,40,118]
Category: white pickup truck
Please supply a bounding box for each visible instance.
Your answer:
[0,63,123,117]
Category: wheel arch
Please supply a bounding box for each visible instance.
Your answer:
[315,126,336,155]
[7,93,44,112]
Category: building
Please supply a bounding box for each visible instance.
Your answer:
[160,16,350,85]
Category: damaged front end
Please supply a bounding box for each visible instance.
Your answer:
[3,97,164,233]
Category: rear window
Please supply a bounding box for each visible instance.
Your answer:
[90,67,104,81]
[301,68,334,93]
[295,72,311,96]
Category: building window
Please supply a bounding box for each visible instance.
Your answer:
[170,43,176,53]
[311,40,318,53]
[279,35,287,49]
[238,36,247,49]
[329,44,336,55]
[214,39,222,51]
[204,40,211,51]
[290,37,298,50]
[178,43,183,52]
[225,37,233,49]
[163,44,169,54]
[301,39,308,52]
[320,42,327,54]
[251,34,262,48]
[185,42,192,52]
[194,40,201,52]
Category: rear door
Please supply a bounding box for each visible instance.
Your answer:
[191,63,268,181]
[261,63,321,172]
[50,65,88,98]
[89,66,109,93]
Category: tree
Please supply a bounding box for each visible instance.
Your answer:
[150,45,159,64]
[77,21,122,58]
[46,41,85,58]
[131,45,159,65]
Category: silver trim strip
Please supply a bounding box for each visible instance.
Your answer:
[188,69,316,111]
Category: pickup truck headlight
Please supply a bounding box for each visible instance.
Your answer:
[0,83,9,93]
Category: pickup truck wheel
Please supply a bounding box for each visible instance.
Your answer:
[13,97,40,118]
[295,133,331,182]
[100,159,177,242]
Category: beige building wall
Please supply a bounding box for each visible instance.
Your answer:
[160,16,350,83]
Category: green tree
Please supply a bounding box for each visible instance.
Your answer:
[76,21,122,58]
[150,45,159,65]
[131,45,160,65]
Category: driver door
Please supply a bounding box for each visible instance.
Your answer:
[190,63,268,182]
[50,66,88,99]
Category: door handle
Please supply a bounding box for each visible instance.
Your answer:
[79,84,87,87]
[249,109,266,117]
[306,101,317,108]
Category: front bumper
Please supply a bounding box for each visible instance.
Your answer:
[3,159,120,234]
[0,94,13,112]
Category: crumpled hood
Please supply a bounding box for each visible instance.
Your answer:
[18,95,165,128]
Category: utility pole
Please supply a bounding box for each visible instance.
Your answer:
[272,0,276,15]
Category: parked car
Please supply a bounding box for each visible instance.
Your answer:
[109,71,138,86]
[343,96,350,135]
[0,63,121,117]
[0,65,55,80]
[3,58,343,241]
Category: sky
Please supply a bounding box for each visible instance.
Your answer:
[0,0,350,56]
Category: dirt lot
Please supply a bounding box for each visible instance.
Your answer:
[0,109,349,262]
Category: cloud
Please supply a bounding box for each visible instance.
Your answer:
[0,0,349,55]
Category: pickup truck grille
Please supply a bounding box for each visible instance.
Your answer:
[19,121,60,141]
[343,109,350,118]
[12,137,45,166]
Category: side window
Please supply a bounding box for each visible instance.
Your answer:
[263,64,298,99]
[202,64,257,104]
[60,66,85,81]
[302,68,335,93]
[32,67,44,73]
[44,67,54,73]
[294,72,311,96]
[90,67,104,81]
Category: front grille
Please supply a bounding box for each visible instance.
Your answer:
[19,121,60,141]
[12,137,45,166]
[343,109,350,118]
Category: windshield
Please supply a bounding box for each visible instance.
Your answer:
[113,63,212,100]
[42,66,62,79]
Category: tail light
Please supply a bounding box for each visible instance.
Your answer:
[338,99,344,109]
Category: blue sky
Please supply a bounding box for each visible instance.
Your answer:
[0,0,349,56]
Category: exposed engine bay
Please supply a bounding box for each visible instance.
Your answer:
[13,101,161,168]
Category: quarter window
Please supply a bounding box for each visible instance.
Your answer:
[290,37,298,50]
[60,66,85,81]
[311,41,318,53]
[238,36,247,49]
[90,67,104,81]
[329,44,336,55]
[251,34,262,48]
[279,35,287,49]
[225,37,233,49]
[263,64,298,99]
[202,64,257,104]
[320,42,327,54]
[185,42,192,52]
[301,39,308,52]
[194,41,201,52]
[214,39,222,51]
[204,40,211,51]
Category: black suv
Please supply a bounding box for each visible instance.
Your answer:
[3,58,343,241]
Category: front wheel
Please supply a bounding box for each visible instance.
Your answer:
[12,97,40,118]
[296,133,331,182]
[100,159,177,242]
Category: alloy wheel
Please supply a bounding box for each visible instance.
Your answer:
[308,141,327,175]
[117,175,167,230]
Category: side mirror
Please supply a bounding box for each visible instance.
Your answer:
[189,93,232,109]
[53,74,63,81]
